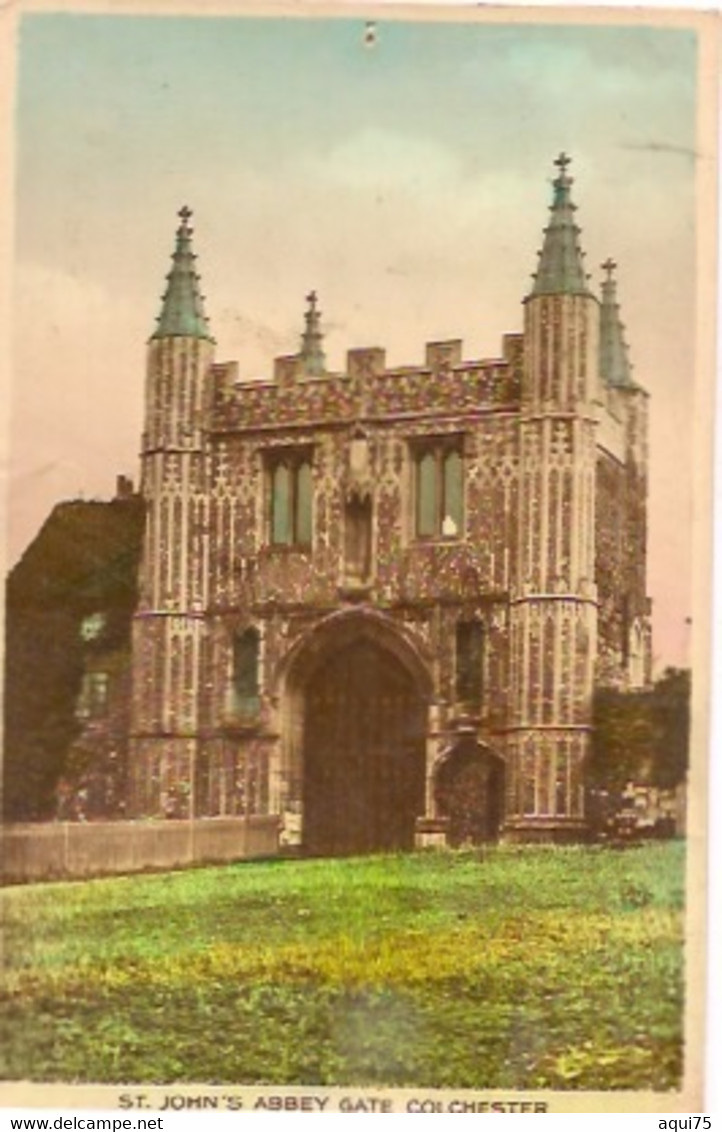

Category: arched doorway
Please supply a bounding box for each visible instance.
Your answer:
[435,739,505,845]
[302,637,427,856]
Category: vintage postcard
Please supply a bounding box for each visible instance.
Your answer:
[0,0,717,1115]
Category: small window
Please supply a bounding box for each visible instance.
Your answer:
[268,450,313,547]
[232,628,260,716]
[628,619,645,689]
[79,612,106,642]
[77,672,109,720]
[413,439,463,539]
[456,620,484,706]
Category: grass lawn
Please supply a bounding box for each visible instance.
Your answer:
[0,842,684,1089]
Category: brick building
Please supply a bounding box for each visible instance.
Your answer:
[129,154,651,851]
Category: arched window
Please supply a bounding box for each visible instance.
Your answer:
[271,464,291,545]
[413,437,464,539]
[268,450,313,547]
[232,627,260,716]
[77,671,109,720]
[443,450,463,536]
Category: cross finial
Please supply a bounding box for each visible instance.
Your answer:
[178,205,192,226]
[364,20,377,48]
[554,152,571,175]
[300,290,325,373]
[601,257,617,281]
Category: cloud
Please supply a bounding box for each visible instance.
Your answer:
[321,127,461,192]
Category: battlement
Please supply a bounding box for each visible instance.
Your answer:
[208,334,524,434]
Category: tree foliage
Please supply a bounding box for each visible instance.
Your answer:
[650,668,691,789]
[3,497,144,820]
[590,668,690,795]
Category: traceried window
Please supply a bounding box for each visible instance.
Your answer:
[455,620,484,706]
[268,450,313,547]
[413,439,464,539]
[232,627,260,716]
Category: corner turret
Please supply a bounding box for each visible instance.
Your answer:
[507,154,600,842]
[132,207,215,819]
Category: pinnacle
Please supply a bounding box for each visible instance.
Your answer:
[530,154,591,299]
[299,290,326,376]
[599,258,633,388]
[151,207,214,342]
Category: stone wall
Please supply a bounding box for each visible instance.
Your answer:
[1,815,280,884]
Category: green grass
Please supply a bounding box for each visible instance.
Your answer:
[0,842,685,1088]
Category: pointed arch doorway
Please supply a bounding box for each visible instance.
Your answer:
[435,739,505,845]
[284,617,430,857]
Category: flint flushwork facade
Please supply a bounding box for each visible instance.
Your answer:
[129,157,651,851]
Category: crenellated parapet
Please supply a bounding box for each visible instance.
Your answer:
[207,346,521,436]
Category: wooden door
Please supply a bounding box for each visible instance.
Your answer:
[302,639,426,856]
[435,741,505,845]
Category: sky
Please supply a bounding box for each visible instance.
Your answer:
[7,11,700,670]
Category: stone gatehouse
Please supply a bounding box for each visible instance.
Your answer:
[129,154,651,851]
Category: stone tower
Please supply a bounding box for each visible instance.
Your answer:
[130,207,215,818]
[505,154,600,839]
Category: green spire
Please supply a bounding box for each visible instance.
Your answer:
[530,153,591,298]
[599,258,633,388]
[299,290,326,376]
[151,206,213,341]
